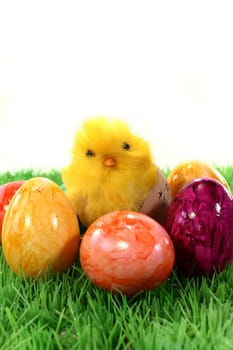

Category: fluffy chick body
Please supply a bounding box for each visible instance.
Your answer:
[61,116,157,227]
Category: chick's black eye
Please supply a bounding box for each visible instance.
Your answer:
[122,142,130,150]
[86,149,95,157]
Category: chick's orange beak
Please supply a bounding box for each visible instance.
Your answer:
[103,157,116,167]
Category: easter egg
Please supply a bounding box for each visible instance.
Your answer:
[140,167,172,226]
[80,211,175,296]
[0,180,25,243]
[2,177,80,276]
[164,178,233,276]
[167,160,231,198]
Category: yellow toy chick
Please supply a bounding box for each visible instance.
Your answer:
[61,116,157,227]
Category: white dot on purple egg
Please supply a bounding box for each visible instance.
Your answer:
[188,211,196,219]
[197,183,205,192]
[215,203,221,216]
[178,210,187,224]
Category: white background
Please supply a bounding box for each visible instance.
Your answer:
[0,0,232,173]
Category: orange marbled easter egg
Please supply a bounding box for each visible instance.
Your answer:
[80,211,175,297]
[2,177,80,276]
[168,160,231,198]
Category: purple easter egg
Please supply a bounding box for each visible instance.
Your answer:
[164,177,233,276]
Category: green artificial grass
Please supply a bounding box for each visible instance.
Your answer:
[0,167,233,350]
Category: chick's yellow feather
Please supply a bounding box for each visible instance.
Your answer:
[61,116,157,227]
